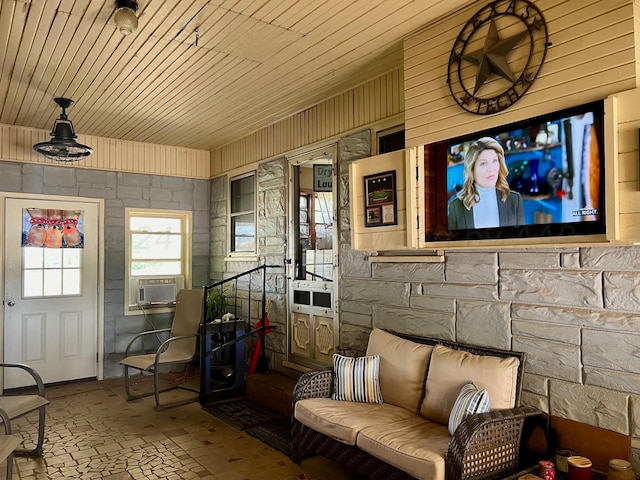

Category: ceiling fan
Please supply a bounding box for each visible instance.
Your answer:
[33,97,93,163]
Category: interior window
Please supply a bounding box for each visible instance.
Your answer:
[125,208,191,314]
[230,173,256,254]
[378,126,405,154]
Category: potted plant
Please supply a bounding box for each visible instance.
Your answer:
[206,288,228,321]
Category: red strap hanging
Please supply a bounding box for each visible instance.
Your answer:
[249,301,272,374]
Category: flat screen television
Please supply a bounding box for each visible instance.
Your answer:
[430,100,606,242]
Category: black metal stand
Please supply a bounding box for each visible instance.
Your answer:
[200,319,245,403]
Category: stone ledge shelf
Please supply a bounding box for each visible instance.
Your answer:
[367,250,445,263]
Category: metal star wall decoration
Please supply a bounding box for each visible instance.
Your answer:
[447,0,549,115]
[462,17,528,96]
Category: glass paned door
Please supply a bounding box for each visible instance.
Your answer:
[3,197,99,388]
[287,148,338,368]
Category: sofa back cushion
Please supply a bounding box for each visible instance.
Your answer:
[420,344,520,425]
[366,329,433,413]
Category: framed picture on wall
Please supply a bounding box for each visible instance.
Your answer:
[364,170,397,227]
[366,206,382,226]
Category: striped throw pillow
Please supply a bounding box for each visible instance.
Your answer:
[332,354,383,404]
[448,381,490,435]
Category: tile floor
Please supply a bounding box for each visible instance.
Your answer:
[5,375,359,480]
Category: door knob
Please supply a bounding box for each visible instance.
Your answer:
[6,301,14,307]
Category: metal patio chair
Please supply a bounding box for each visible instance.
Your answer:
[120,288,203,410]
[0,363,49,479]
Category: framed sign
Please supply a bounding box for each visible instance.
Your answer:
[364,170,397,227]
[313,164,332,192]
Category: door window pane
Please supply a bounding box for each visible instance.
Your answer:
[294,172,334,282]
[63,269,81,295]
[22,245,82,298]
[63,249,81,268]
[23,248,43,269]
[43,269,63,296]
[313,292,332,308]
[23,270,43,297]
[44,248,62,268]
[293,290,311,305]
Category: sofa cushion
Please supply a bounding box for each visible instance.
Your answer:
[357,417,451,480]
[447,381,490,435]
[421,344,519,425]
[366,328,434,413]
[332,354,383,404]
[294,397,416,445]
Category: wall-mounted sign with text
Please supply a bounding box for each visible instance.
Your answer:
[313,164,333,192]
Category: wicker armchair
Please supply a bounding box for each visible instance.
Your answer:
[291,333,541,480]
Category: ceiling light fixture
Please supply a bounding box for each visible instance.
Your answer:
[114,0,138,36]
[33,97,93,162]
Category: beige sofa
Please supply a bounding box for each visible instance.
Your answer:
[291,329,539,480]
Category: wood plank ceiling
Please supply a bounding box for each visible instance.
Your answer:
[0,0,470,151]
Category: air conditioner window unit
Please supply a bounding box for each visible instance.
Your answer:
[133,275,185,305]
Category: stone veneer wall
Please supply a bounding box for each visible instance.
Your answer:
[209,124,640,475]
[209,158,288,369]
[0,161,210,378]
[338,150,640,472]
[209,175,227,282]
[212,127,640,475]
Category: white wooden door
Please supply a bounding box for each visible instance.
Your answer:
[287,147,339,368]
[3,197,99,388]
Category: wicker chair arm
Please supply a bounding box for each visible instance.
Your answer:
[447,405,541,480]
[292,367,334,404]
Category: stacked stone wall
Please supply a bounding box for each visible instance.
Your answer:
[338,219,640,470]
[208,158,288,370]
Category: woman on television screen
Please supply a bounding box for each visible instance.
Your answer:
[448,137,524,230]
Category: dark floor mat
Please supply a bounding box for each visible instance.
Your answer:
[202,398,292,455]
[245,417,292,456]
[202,398,285,431]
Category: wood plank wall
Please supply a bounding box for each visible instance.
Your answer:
[613,87,640,241]
[211,69,405,175]
[349,150,407,250]
[0,123,210,179]
[404,0,640,245]
[404,0,637,148]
